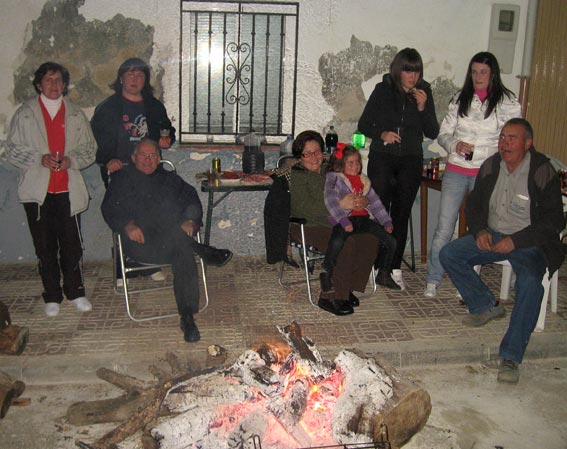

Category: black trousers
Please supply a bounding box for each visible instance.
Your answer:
[123,228,199,316]
[24,193,85,303]
[324,216,396,274]
[367,153,422,269]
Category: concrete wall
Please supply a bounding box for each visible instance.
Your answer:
[0,0,530,263]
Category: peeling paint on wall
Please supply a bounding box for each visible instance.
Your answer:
[318,35,458,139]
[12,0,161,108]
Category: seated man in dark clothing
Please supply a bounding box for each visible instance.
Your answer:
[101,139,232,342]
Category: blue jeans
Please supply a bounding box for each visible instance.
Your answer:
[427,170,476,286]
[440,232,547,363]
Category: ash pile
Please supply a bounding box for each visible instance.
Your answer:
[71,322,431,449]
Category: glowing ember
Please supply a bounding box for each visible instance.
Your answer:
[150,326,394,449]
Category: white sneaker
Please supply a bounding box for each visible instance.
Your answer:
[150,270,166,281]
[45,302,60,317]
[424,283,437,298]
[391,269,406,291]
[71,296,92,313]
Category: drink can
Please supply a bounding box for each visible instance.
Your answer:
[212,157,221,173]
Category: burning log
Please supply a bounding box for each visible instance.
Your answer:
[280,321,320,363]
[69,323,431,449]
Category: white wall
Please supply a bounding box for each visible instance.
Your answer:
[0,0,530,140]
[0,0,530,262]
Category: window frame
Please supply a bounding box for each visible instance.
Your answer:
[179,0,299,144]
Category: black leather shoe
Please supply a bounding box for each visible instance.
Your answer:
[376,271,402,290]
[348,292,360,307]
[317,298,354,316]
[319,271,335,293]
[180,315,201,343]
[196,244,233,267]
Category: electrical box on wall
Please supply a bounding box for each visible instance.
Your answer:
[488,4,521,74]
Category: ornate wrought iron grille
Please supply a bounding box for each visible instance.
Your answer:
[179,1,299,143]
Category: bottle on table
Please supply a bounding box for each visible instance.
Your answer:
[325,125,338,154]
[432,158,439,179]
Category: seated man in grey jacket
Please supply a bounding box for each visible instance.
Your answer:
[440,118,565,384]
[101,139,232,342]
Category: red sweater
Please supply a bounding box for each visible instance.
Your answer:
[39,98,68,193]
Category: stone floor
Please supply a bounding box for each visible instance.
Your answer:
[2,256,567,383]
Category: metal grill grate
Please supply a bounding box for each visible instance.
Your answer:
[251,424,392,449]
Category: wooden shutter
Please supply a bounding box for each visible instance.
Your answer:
[525,0,567,164]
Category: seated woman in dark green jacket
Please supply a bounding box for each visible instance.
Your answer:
[264,130,379,316]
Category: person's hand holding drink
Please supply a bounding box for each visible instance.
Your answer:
[159,129,171,149]
[456,141,474,161]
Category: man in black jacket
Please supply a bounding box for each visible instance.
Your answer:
[101,139,232,343]
[440,118,565,384]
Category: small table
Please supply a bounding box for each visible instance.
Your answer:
[200,179,272,245]
[420,176,468,264]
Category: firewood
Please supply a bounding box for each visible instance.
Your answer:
[10,397,31,407]
[373,386,432,449]
[70,324,430,449]
[281,321,320,363]
[67,391,153,425]
[286,378,308,421]
[75,380,171,449]
[95,367,150,392]
[0,301,10,329]
[0,324,29,355]
[0,371,25,419]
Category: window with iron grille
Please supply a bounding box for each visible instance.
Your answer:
[179,1,299,143]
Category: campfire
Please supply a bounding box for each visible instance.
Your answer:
[70,322,430,449]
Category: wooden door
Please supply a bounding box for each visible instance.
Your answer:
[526,0,567,164]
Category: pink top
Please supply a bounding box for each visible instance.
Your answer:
[475,88,488,103]
[446,162,479,177]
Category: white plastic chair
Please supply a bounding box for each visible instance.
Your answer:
[475,261,557,332]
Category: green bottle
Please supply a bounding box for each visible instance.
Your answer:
[352,130,366,149]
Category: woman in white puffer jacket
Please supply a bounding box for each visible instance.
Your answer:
[424,52,521,298]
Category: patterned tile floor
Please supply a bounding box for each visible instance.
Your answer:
[2,256,567,382]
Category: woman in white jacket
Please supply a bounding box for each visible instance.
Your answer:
[7,62,96,317]
[424,52,521,297]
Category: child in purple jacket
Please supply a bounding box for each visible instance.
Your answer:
[322,144,400,295]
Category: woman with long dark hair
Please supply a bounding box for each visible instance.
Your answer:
[358,48,439,290]
[423,52,521,298]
